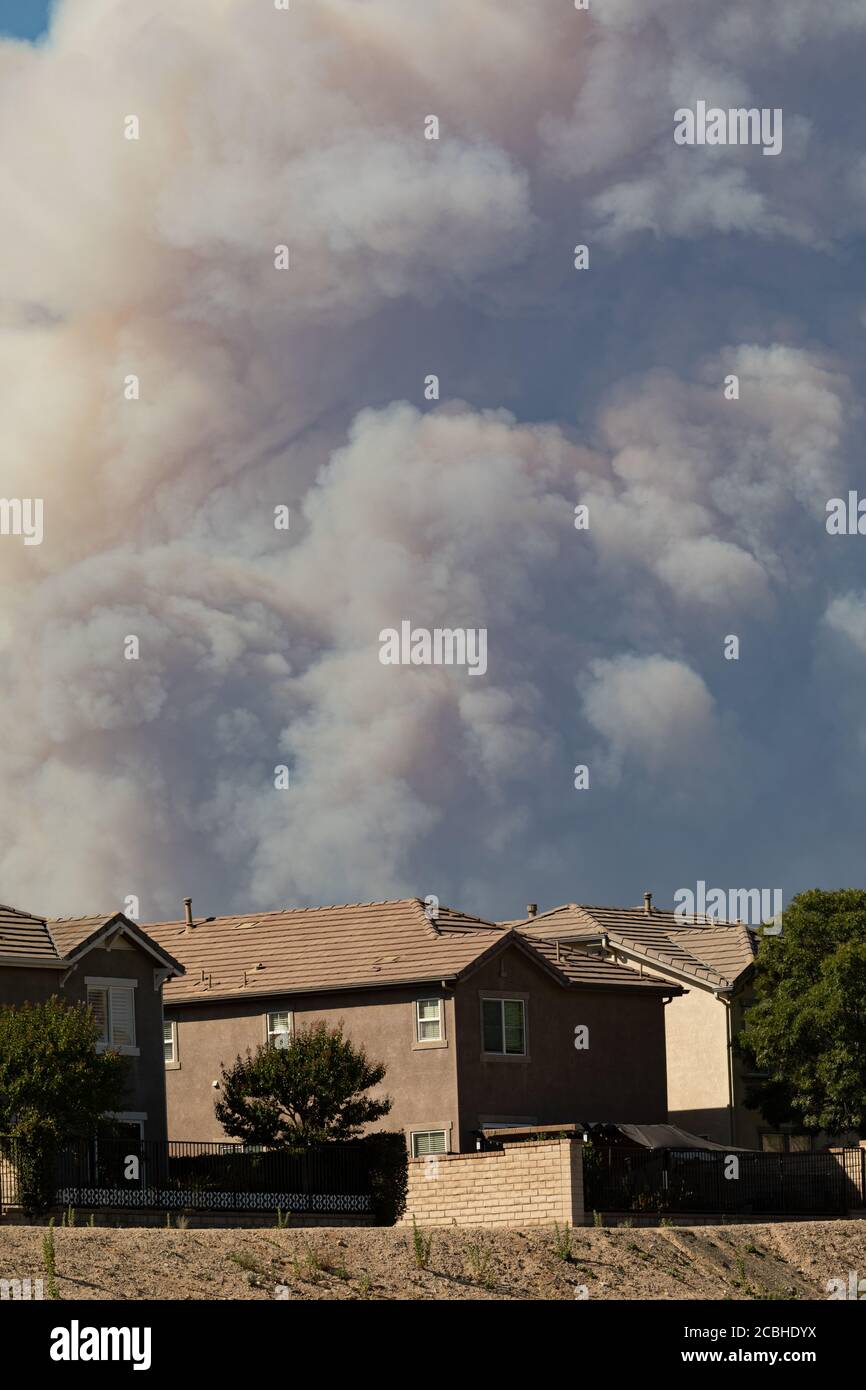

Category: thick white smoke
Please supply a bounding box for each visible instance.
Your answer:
[0,0,861,916]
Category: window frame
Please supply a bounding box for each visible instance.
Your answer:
[414,996,445,1047]
[479,993,528,1060]
[410,1129,449,1159]
[266,1009,293,1049]
[85,977,139,1056]
[759,1131,814,1154]
[163,1018,180,1069]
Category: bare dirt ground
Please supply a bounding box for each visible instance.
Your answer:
[0,1219,863,1300]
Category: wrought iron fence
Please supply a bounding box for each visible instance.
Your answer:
[0,1136,382,1215]
[583,1144,865,1216]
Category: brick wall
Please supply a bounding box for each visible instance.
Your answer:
[398,1138,584,1229]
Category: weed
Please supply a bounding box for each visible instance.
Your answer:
[41,1221,59,1300]
[465,1239,496,1289]
[411,1216,433,1270]
[552,1221,573,1261]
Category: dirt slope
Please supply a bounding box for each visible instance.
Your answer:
[1,1220,864,1300]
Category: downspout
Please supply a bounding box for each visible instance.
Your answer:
[720,994,736,1147]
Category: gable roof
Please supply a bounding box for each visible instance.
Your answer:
[140,897,677,1005]
[515,903,756,993]
[0,904,184,976]
[511,930,681,995]
[48,912,185,976]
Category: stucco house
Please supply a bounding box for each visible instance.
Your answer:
[141,897,682,1154]
[515,896,772,1148]
[0,903,184,1143]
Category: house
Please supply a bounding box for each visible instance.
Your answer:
[0,903,184,1143]
[142,897,682,1154]
[514,897,768,1147]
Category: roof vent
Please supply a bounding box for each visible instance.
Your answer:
[184,897,194,932]
[526,903,538,918]
[643,892,653,915]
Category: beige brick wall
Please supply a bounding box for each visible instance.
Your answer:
[398,1138,584,1229]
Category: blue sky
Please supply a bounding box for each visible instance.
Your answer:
[0,1,52,40]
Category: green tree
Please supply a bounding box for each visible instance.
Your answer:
[215,1021,391,1147]
[0,996,129,1211]
[737,889,866,1136]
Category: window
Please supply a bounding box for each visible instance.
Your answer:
[411,1130,447,1158]
[760,1132,814,1154]
[267,1011,292,1049]
[415,998,442,1043]
[86,980,137,1051]
[163,1020,177,1065]
[482,998,526,1055]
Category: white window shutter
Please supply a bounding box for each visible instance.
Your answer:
[110,986,136,1047]
[87,987,108,1044]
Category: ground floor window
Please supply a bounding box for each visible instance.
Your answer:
[760,1132,814,1153]
[411,1130,448,1158]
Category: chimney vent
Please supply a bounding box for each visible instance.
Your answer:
[526,903,538,919]
[643,892,653,915]
[183,897,194,932]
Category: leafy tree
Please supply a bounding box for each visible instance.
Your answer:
[0,996,128,1144]
[737,889,866,1136]
[215,1020,391,1147]
[0,996,129,1211]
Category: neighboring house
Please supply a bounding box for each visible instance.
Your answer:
[0,903,184,1143]
[144,897,682,1154]
[515,897,767,1148]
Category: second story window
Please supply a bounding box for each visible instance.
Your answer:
[267,1011,293,1049]
[482,998,526,1056]
[86,979,137,1052]
[415,998,442,1042]
[163,1020,177,1065]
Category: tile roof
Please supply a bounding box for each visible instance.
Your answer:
[47,915,120,958]
[0,903,61,964]
[45,913,185,977]
[145,899,508,1004]
[515,903,756,992]
[0,908,187,978]
[137,898,677,1004]
[512,931,679,994]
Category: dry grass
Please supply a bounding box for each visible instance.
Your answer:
[0,1219,863,1300]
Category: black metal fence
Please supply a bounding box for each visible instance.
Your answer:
[583,1144,865,1216]
[0,1137,385,1216]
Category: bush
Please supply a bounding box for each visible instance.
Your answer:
[354,1131,408,1226]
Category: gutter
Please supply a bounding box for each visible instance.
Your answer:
[164,971,461,1007]
[0,955,66,969]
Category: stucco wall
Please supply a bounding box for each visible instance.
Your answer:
[453,944,670,1150]
[165,942,672,1149]
[165,984,459,1147]
[398,1137,584,1228]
